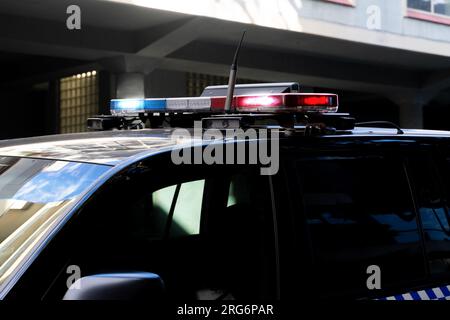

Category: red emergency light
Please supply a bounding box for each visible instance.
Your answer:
[233,93,338,112]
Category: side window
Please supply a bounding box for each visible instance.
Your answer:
[296,155,426,297]
[127,166,277,299]
[415,154,450,276]
[61,160,279,300]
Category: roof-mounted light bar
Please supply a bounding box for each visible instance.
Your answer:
[110,93,338,115]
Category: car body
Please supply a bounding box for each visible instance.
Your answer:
[1,126,450,301]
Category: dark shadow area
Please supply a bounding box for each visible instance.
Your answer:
[424,88,450,130]
[0,51,88,139]
[316,87,399,124]
[0,84,53,139]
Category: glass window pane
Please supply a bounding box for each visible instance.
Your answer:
[434,0,450,15]
[297,155,426,296]
[408,156,450,275]
[408,0,432,11]
[0,157,110,290]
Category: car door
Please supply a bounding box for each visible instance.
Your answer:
[398,141,450,300]
[280,137,428,300]
[7,147,280,300]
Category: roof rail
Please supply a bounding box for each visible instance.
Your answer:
[355,121,404,134]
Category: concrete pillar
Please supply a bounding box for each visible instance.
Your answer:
[99,55,159,99]
[146,69,187,98]
[398,100,423,129]
[389,93,425,129]
[116,72,146,99]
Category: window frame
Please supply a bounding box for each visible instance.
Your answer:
[406,0,450,26]
[322,0,356,7]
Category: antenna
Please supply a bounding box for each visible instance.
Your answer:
[224,31,246,113]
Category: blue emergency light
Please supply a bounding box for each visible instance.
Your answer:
[110,98,166,113]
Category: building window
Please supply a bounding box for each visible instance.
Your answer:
[322,0,355,7]
[408,0,450,15]
[407,0,450,25]
[60,71,98,134]
[186,72,257,97]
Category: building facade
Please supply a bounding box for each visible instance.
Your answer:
[0,0,449,138]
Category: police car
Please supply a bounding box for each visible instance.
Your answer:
[0,81,449,302]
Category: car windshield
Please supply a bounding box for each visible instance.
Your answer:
[0,157,110,293]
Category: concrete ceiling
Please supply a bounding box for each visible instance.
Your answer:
[0,0,186,30]
[0,0,446,70]
[0,0,448,96]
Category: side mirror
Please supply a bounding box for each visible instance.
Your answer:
[63,272,165,300]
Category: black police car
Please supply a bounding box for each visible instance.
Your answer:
[0,83,449,301]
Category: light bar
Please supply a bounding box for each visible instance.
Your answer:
[110,93,339,115]
[166,97,211,112]
[234,93,338,113]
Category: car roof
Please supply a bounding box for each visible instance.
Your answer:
[0,127,449,166]
[0,129,197,166]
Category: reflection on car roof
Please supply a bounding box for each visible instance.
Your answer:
[1,127,450,165]
[0,130,197,165]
